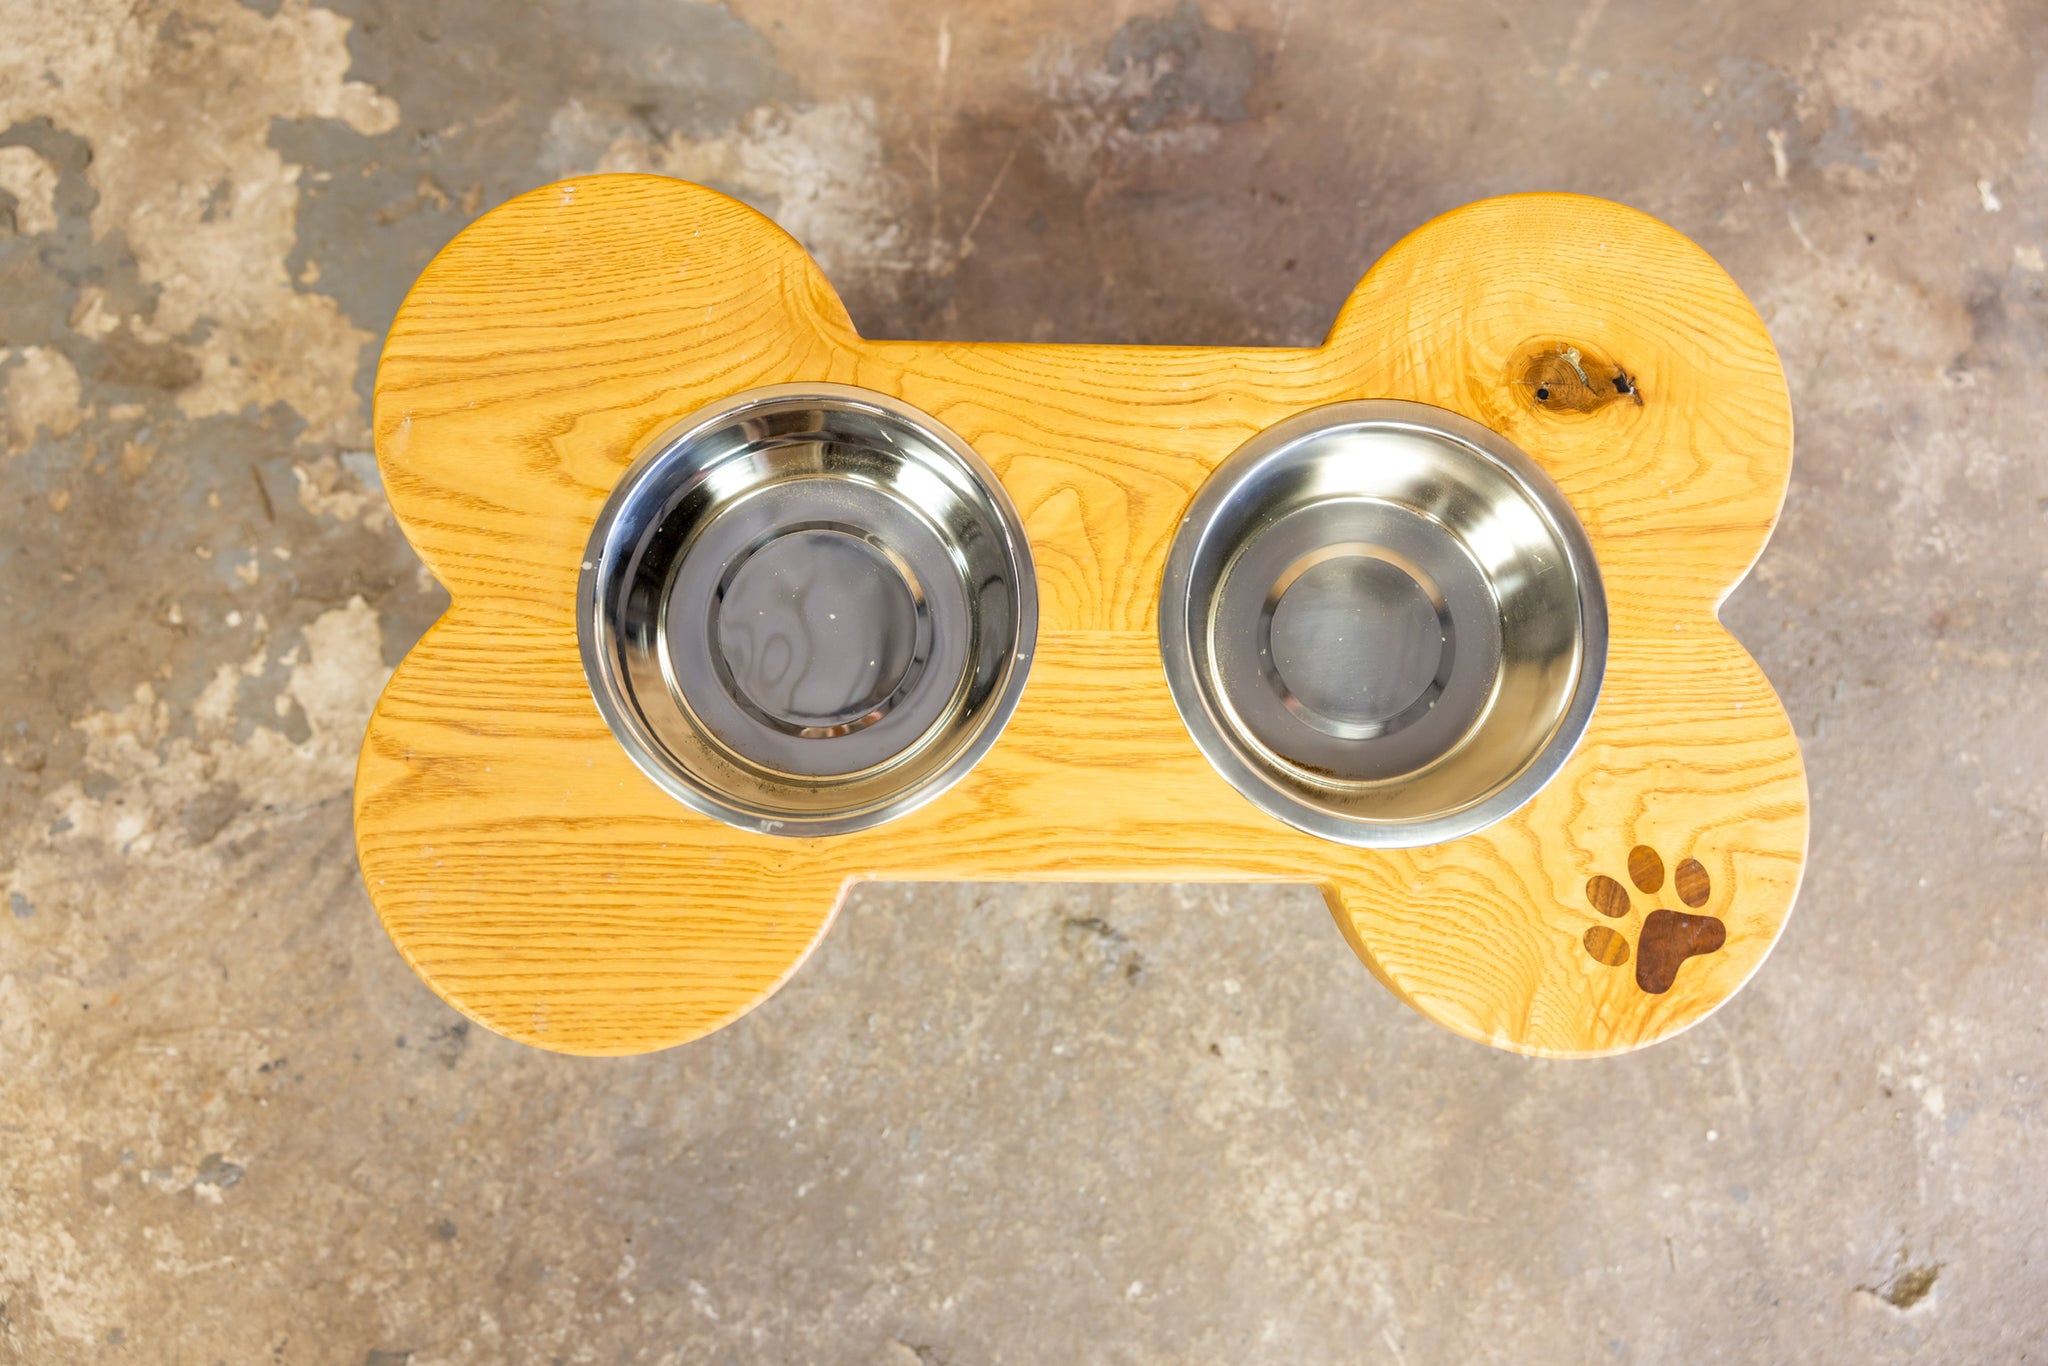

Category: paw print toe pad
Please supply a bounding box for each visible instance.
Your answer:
[1586,874,1631,919]
[1583,924,1630,966]
[1627,844,1664,893]
[1674,857,1711,908]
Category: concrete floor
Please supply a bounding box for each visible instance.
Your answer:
[2,0,2045,1360]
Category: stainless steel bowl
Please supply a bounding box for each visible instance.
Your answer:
[579,384,1037,836]
[1159,400,1605,847]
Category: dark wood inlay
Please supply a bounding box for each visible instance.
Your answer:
[1627,844,1664,894]
[1674,857,1711,908]
[1635,908,1726,994]
[1586,874,1631,919]
[1583,924,1630,967]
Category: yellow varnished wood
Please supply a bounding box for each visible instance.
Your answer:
[356,174,1805,1057]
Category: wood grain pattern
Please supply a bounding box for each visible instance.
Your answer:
[355,174,1807,1057]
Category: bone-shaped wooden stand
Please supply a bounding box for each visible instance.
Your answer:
[355,174,1805,1057]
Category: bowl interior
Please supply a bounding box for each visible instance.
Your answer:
[579,385,1036,836]
[1162,400,1605,847]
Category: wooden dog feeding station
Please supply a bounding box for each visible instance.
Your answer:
[353,175,1807,1058]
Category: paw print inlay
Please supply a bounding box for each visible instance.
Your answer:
[1581,845,1726,994]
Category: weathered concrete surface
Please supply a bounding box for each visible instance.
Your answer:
[2,0,2045,1359]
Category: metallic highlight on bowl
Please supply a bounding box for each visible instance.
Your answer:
[579,384,1037,836]
[1159,399,1606,848]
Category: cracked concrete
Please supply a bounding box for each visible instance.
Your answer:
[3,0,2046,1360]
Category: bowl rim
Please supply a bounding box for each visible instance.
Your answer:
[578,382,1038,837]
[1159,398,1608,849]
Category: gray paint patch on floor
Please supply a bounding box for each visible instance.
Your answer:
[1105,0,1257,131]
[277,0,797,362]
